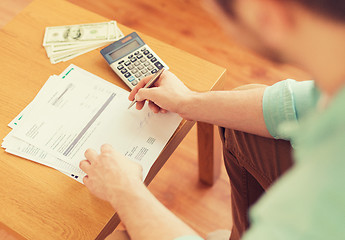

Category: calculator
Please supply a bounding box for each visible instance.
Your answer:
[100,32,169,89]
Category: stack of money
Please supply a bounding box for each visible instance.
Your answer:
[43,21,124,64]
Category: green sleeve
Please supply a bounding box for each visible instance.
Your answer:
[262,79,319,139]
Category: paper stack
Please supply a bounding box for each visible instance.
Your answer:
[2,65,182,184]
[43,21,124,64]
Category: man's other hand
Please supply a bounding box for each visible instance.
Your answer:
[79,144,143,206]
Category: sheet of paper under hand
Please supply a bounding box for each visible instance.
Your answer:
[2,64,182,184]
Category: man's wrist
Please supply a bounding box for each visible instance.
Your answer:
[108,176,146,209]
[178,91,200,120]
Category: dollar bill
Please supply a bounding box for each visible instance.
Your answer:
[46,40,113,58]
[49,42,107,59]
[43,21,120,46]
[43,20,124,64]
[49,44,104,64]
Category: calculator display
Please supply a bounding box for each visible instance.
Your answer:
[110,40,140,61]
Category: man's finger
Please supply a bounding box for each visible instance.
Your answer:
[128,75,153,101]
[135,100,145,110]
[84,148,98,163]
[134,88,154,110]
[79,160,91,173]
[101,144,114,153]
[135,88,156,102]
[83,175,90,186]
[148,100,160,113]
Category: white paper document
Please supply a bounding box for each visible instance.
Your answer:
[2,65,182,183]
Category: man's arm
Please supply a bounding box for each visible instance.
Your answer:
[181,88,270,137]
[109,180,201,240]
[79,145,202,240]
[130,71,271,138]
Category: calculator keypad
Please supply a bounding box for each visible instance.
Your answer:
[116,47,165,87]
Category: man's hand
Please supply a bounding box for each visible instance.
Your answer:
[128,70,194,117]
[79,144,143,206]
[79,145,201,240]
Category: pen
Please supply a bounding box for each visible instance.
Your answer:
[128,68,165,109]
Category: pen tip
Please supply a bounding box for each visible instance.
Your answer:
[128,101,135,109]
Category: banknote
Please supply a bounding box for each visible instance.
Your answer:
[43,21,124,64]
[46,40,112,58]
[44,21,110,45]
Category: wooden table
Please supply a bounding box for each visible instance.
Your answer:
[0,0,226,239]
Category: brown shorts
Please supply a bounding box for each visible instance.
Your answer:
[219,127,293,240]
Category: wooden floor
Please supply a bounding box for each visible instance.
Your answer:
[1,0,311,239]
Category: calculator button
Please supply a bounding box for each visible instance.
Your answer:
[147,65,154,70]
[117,65,124,70]
[134,61,140,66]
[131,69,138,74]
[140,58,147,63]
[147,53,153,59]
[128,76,136,82]
[135,73,142,78]
[128,65,135,70]
[128,54,134,59]
[141,47,146,51]
[144,62,150,66]
[118,60,124,64]
[131,80,139,86]
[124,61,131,66]
[121,68,128,74]
[154,61,164,69]
[137,54,143,59]
[124,72,131,78]
[141,69,148,74]
[130,58,137,63]
[144,73,151,77]
[134,51,140,55]
[150,57,157,63]
[137,65,144,70]
[143,50,150,55]
[151,69,158,74]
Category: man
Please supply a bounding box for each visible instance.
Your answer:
[79,0,345,239]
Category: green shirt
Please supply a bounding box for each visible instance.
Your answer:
[176,79,345,240]
[243,80,345,239]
